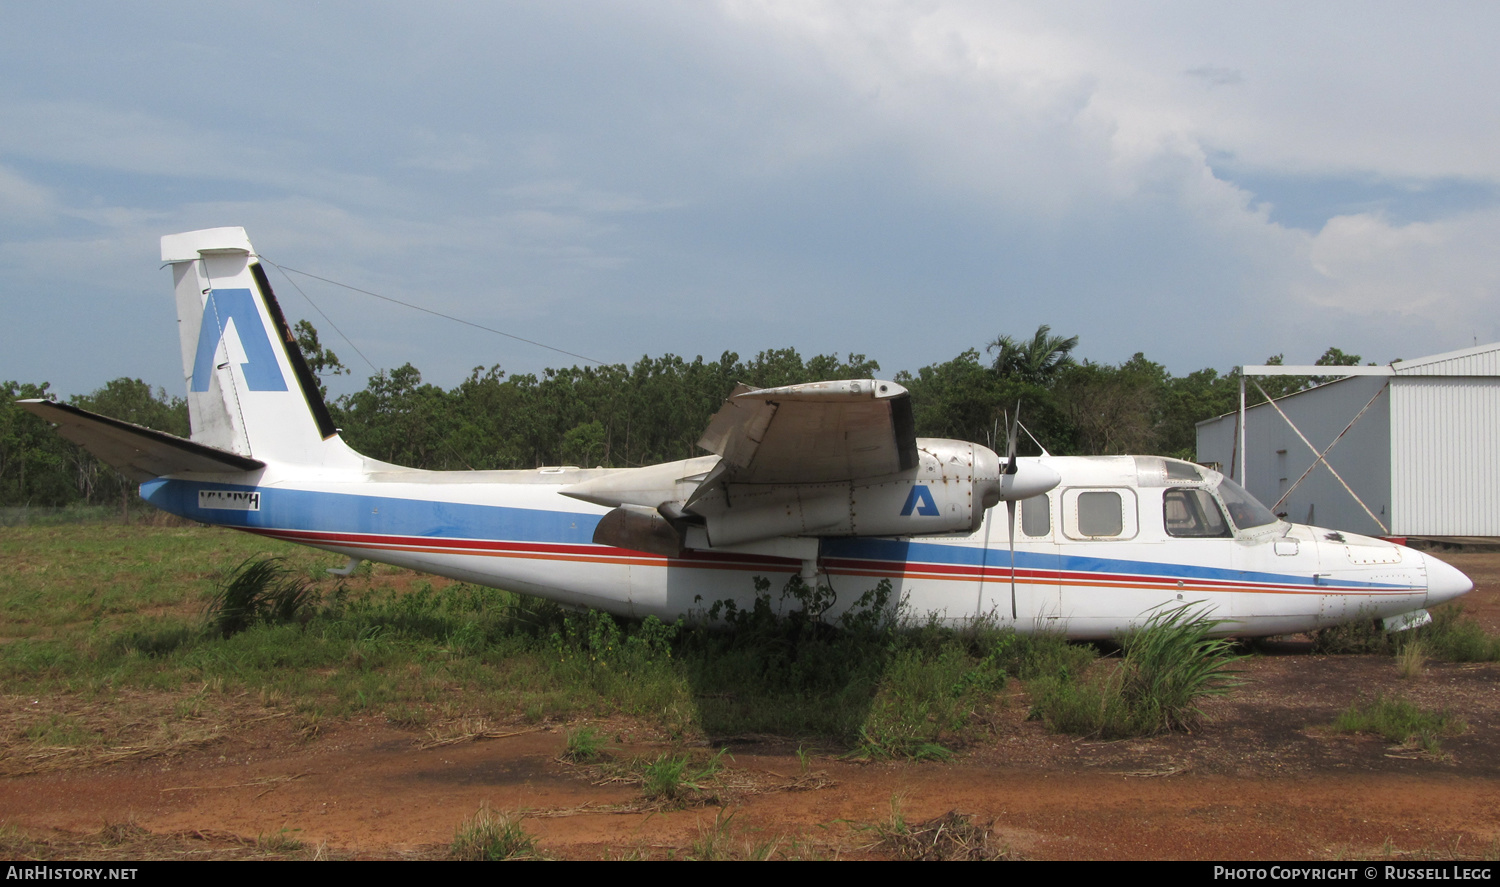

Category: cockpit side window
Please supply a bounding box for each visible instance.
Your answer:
[1215,476,1280,530]
[1163,488,1232,538]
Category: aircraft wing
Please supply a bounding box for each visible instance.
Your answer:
[695,379,917,484]
[565,378,1039,555]
[18,400,265,483]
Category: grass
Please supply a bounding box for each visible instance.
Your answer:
[639,748,730,807]
[450,806,540,860]
[0,526,1253,766]
[0,530,1065,764]
[1027,603,1242,738]
[205,557,318,638]
[1411,605,1500,662]
[688,808,784,860]
[1396,640,1427,679]
[1333,694,1467,754]
[1118,603,1244,732]
[1311,604,1500,663]
[4,522,1496,857]
[561,725,608,763]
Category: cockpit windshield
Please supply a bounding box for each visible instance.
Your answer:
[1215,476,1280,530]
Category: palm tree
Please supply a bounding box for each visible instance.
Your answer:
[986,325,1079,385]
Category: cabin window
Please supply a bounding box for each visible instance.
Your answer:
[1061,488,1138,540]
[1077,491,1123,537]
[1163,488,1231,538]
[1021,494,1050,537]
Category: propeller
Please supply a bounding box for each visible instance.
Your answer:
[1004,403,1020,621]
[977,403,1058,622]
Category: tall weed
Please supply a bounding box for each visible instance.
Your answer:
[1029,603,1241,737]
[1119,603,1244,733]
[205,558,318,638]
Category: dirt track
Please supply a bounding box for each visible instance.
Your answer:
[2,552,1498,860]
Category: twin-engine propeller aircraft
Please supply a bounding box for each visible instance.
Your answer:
[21,228,1472,638]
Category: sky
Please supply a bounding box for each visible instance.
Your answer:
[4,1,1499,400]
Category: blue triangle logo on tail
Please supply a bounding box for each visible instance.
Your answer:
[191,288,288,392]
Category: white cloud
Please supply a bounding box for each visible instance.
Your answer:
[5,1,1500,395]
[0,164,57,224]
[1298,210,1500,326]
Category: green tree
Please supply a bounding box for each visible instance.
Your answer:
[0,378,188,507]
[70,379,189,505]
[987,325,1080,385]
[1309,346,1366,386]
[1054,355,1166,455]
[0,382,76,506]
[293,320,350,398]
[337,364,455,467]
[1160,368,1238,460]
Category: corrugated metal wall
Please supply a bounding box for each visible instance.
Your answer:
[1390,378,1500,535]
[1197,377,1392,537]
[1394,347,1500,377]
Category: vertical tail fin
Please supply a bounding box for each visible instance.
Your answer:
[162,228,357,468]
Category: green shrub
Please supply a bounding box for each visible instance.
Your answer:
[853,645,995,760]
[1312,616,1392,655]
[1027,668,1136,738]
[1410,606,1500,663]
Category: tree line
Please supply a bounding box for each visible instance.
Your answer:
[1,324,1367,508]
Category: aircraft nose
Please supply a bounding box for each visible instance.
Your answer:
[1424,552,1473,606]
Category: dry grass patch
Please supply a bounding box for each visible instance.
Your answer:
[861,797,1015,861]
[0,821,331,861]
[0,688,284,776]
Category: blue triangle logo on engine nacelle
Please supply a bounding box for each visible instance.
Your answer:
[900,485,940,517]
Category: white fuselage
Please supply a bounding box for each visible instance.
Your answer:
[141,451,1470,639]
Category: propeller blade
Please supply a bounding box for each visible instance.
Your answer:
[1007,498,1017,621]
[1004,401,1020,476]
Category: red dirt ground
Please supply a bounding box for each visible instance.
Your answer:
[2,551,1498,861]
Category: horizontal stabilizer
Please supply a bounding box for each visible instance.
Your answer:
[18,400,264,482]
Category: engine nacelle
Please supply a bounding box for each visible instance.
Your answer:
[697,438,1001,546]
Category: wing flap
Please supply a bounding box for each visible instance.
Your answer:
[18,400,265,482]
[696,379,916,484]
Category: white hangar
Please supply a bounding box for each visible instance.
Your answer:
[1196,343,1500,541]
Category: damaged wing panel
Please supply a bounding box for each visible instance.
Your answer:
[696,379,916,484]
